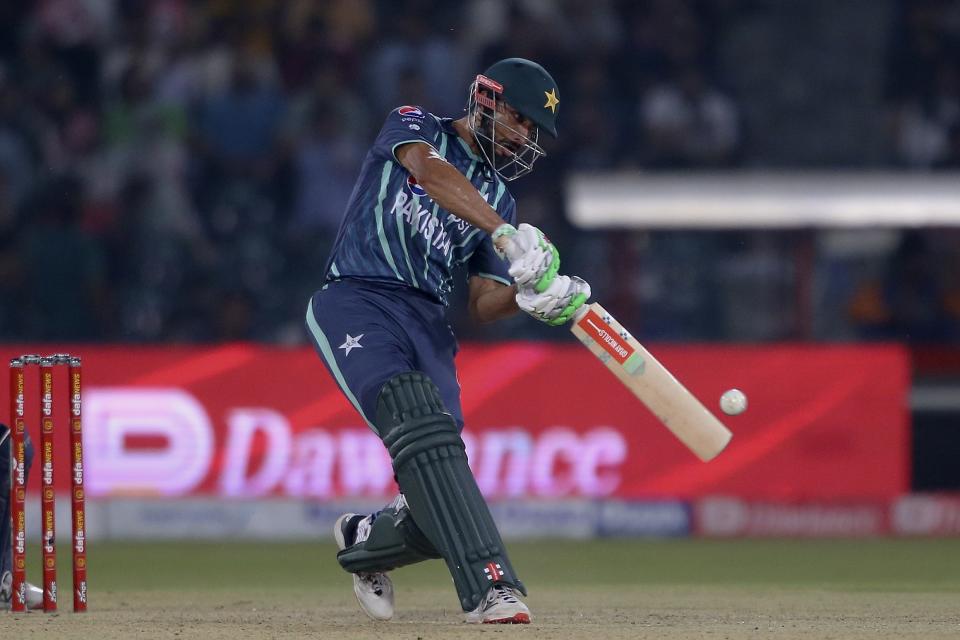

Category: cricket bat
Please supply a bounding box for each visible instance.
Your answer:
[570,302,733,461]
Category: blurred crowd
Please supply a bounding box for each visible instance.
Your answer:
[886,0,960,168]
[0,0,956,345]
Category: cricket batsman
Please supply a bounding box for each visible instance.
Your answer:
[0,424,44,610]
[305,58,590,624]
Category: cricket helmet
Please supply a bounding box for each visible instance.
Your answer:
[467,58,560,181]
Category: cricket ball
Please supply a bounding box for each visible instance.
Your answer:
[720,389,748,416]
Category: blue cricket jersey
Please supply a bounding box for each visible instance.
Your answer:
[323,106,516,304]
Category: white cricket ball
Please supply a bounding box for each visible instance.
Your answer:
[720,389,748,416]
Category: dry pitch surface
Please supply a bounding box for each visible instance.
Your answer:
[6,540,960,639]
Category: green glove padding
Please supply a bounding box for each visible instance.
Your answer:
[533,242,560,294]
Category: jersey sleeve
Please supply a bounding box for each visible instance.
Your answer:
[371,106,442,162]
[467,193,517,286]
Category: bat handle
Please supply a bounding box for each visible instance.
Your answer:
[571,303,590,323]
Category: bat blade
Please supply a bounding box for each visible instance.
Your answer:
[570,302,732,461]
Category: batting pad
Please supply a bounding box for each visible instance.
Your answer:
[377,372,526,611]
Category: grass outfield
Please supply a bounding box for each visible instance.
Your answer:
[11,539,960,639]
[50,538,960,591]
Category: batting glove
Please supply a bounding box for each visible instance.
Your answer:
[516,274,591,326]
[493,223,560,293]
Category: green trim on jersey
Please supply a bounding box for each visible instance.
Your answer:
[421,134,450,282]
[390,139,438,163]
[374,161,402,280]
[492,181,507,208]
[397,197,420,287]
[456,136,482,162]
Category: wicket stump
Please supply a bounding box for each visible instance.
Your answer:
[8,354,87,613]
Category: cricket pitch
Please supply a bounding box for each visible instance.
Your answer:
[6,539,960,639]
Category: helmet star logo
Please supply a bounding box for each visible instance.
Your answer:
[543,88,559,113]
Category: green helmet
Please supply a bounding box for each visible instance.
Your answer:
[484,58,560,137]
[467,58,560,181]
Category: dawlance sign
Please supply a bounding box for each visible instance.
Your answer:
[83,388,626,498]
[1,344,908,500]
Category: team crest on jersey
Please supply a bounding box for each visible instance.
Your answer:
[407,175,428,196]
[398,106,423,118]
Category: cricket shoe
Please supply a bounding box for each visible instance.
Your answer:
[465,584,531,624]
[334,513,395,621]
[0,571,44,611]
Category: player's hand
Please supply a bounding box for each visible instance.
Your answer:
[493,223,560,293]
[516,274,591,326]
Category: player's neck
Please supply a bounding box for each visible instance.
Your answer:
[452,117,482,156]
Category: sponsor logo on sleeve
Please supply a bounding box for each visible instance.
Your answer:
[398,106,423,117]
[407,175,427,197]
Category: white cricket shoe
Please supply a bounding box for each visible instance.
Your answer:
[465,584,531,624]
[23,581,43,610]
[0,571,44,611]
[334,513,395,621]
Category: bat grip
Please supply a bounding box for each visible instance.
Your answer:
[571,303,590,322]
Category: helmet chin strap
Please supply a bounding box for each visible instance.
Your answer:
[466,77,545,181]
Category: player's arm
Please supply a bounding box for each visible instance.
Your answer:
[396,142,506,233]
[397,142,560,294]
[467,275,519,323]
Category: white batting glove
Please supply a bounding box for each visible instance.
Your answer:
[493,223,560,293]
[516,274,591,326]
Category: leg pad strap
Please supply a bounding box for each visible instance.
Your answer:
[337,496,441,573]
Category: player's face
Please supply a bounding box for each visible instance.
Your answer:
[491,103,534,157]
[465,83,545,180]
